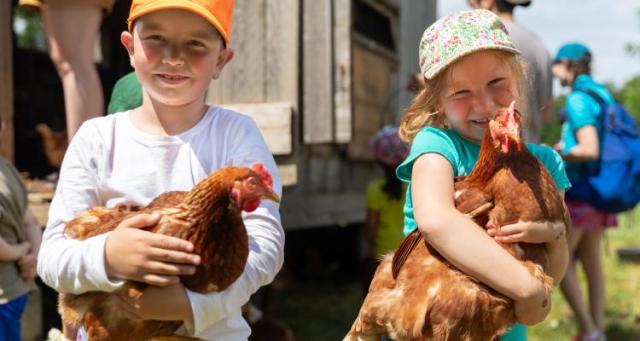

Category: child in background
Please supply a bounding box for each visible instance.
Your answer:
[396,10,570,340]
[553,42,615,341]
[363,126,408,286]
[365,126,408,260]
[36,1,284,340]
[0,122,42,341]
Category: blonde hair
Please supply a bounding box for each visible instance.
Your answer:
[399,50,528,143]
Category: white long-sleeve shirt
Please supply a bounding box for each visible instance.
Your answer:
[37,107,285,340]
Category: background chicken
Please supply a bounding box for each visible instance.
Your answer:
[59,163,279,341]
[35,123,68,168]
[345,105,570,341]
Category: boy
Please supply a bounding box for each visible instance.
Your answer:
[36,1,284,340]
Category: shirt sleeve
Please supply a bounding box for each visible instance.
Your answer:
[182,116,285,337]
[396,127,459,183]
[566,92,599,130]
[36,121,125,294]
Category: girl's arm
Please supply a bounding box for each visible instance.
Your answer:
[412,153,549,325]
[562,125,599,162]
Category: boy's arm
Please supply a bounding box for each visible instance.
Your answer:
[37,123,126,294]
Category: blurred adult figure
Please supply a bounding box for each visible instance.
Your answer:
[468,0,553,143]
[19,0,115,140]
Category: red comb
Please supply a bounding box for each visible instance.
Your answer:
[251,163,273,188]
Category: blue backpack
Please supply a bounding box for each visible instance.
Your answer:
[564,88,640,213]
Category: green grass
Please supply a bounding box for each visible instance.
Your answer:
[273,208,640,340]
[529,209,640,340]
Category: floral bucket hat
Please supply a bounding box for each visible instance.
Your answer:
[419,9,520,80]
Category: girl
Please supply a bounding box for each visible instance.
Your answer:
[553,42,615,341]
[396,10,570,340]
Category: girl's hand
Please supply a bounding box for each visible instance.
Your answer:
[114,283,193,321]
[104,213,200,286]
[487,220,565,244]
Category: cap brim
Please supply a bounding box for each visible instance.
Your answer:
[424,45,521,79]
[128,1,230,46]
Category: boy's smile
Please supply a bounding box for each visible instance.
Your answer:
[121,9,233,108]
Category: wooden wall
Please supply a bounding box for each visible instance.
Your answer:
[205,0,299,157]
[0,1,13,161]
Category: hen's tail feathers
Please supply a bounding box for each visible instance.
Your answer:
[391,229,422,279]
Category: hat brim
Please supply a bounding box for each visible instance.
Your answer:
[127,1,230,46]
[424,45,521,80]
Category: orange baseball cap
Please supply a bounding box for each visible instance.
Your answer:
[127,0,234,46]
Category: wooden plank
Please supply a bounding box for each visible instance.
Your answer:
[223,102,293,155]
[0,2,13,161]
[302,0,333,143]
[207,0,265,104]
[265,0,299,107]
[348,44,397,160]
[280,192,366,230]
[333,0,352,143]
[277,163,297,187]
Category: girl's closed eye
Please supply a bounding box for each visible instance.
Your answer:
[488,78,506,87]
[448,89,471,100]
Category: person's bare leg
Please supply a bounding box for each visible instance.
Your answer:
[578,229,605,332]
[560,228,597,334]
[42,0,104,140]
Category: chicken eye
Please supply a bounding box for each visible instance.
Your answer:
[247,177,258,188]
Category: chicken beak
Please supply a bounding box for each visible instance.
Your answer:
[262,189,280,203]
[506,131,521,145]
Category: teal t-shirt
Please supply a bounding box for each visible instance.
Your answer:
[395,126,571,340]
[560,74,615,178]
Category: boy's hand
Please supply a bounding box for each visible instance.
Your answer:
[487,220,565,244]
[104,213,200,286]
[114,283,193,321]
[18,251,37,281]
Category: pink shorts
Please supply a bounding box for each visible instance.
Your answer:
[566,200,618,230]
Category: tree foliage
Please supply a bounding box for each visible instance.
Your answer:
[620,76,640,122]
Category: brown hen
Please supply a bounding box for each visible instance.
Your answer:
[35,123,68,168]
[59,163,279,341]
[345,104,570,341]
